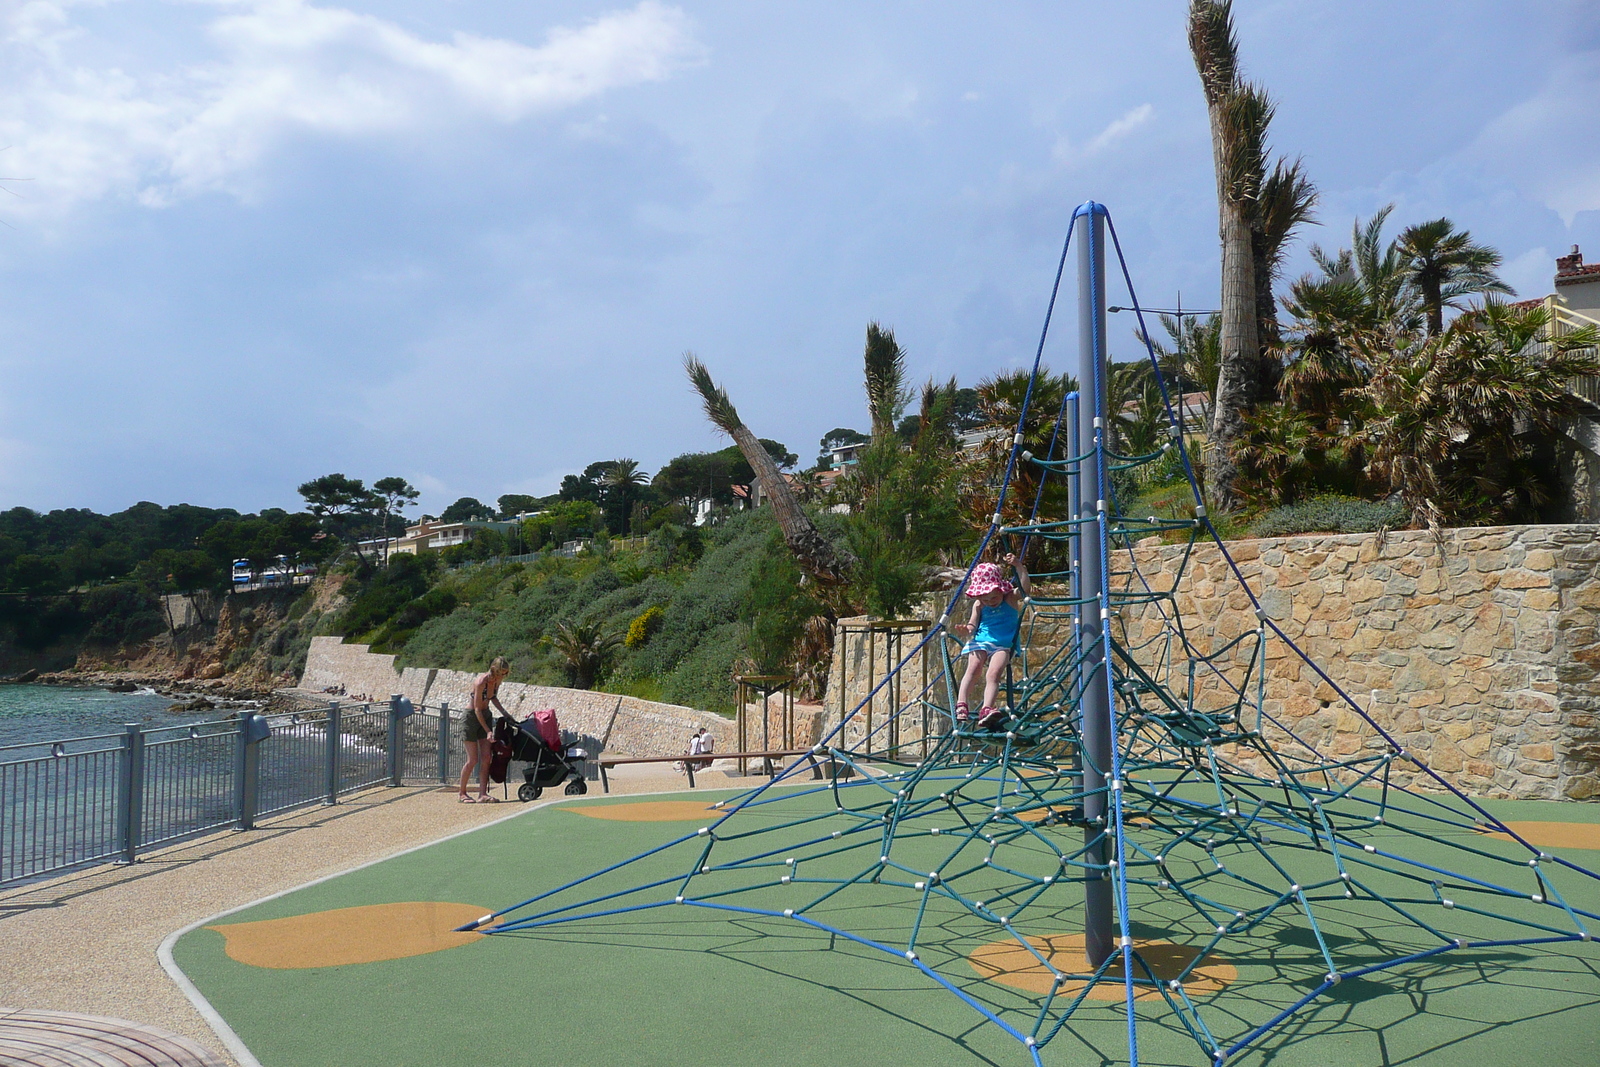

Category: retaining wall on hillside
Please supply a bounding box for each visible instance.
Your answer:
[827,525,1600,801]
[300,636,733,756]
[1127,525,1600,801]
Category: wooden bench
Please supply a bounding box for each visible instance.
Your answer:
[596,748,829,792]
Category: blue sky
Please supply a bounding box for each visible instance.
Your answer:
[1,0,1596,516]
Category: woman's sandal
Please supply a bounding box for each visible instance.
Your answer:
[458,794,477,804]
[477,794,501,803]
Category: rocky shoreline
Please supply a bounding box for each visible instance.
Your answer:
[1,667,269,713]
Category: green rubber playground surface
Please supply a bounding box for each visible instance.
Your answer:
[171,788,1600,1067]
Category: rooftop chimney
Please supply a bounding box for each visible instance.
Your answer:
[1557,245,1584,274]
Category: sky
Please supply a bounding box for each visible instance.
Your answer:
[1,0,1596,517]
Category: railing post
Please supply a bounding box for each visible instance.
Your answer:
[236,713,265,830]
[437,701,451,784]
[325,701,341,804]
[387,695,403,787]
[118,724,145,864]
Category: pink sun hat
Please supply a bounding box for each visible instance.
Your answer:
[966,562,1013,599]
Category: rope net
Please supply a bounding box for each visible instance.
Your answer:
[470,205,1599,1066]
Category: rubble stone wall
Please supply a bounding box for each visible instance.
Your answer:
[1126,525,1599,800]
[827,526,1600,801]
[300,636,734,756]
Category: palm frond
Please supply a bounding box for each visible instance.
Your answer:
[1218,81,1274,206]
[1187,0,1240,106]
[684,352,741,435]
[1257,157,1318,280]
[864,322,910,439]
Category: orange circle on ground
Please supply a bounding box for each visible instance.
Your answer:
[565,801,725,822]
[208,902,487,969]
[969,933,1235,1001]
[1479,821,1600,851]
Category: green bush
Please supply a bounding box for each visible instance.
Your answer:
[1251,495,1408,538]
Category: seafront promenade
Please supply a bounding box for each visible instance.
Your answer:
[0,765,750,1064]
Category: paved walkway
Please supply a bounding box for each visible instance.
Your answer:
[0,763,766,1066]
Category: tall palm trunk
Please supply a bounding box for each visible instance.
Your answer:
[684,355,856,587]
[1191,0,1261,508]
[1211,198,1259,502]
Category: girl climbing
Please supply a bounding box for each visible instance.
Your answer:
[952,552,1031,731]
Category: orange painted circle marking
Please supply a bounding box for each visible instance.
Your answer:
[969,933,1235,1001]
[565,801,725,822]
[208,902,487,969]
[1479,821,1600,851]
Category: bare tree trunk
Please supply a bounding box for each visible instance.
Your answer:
[1208,197,1259,508]
[727,423,855,587]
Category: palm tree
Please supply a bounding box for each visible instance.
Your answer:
[1395,218,1512,336]
[602,459,649,534]
[684,354,856,587]
[1189,0,1321,504]
[547,620,622,689]
[1188,1,1267,507]
[863,322,911,441]
[1253,158,1319,363]
[1359,300,1600,525]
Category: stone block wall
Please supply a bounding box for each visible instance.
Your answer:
[1126,525,1600,800]
[823,527,1600,801]
[300,636,734,756]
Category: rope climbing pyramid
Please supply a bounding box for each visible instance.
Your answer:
[462,202,1600,1066]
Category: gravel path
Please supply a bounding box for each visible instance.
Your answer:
[0,764,767,1064]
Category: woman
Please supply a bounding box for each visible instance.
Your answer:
[458,655,510,802]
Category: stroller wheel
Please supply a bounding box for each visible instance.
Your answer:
[564,777,588,796]
[517,783,541,803]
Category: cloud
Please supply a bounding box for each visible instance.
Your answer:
[0,0,705,213]
[1467,51,1600,225]
[1501,245,1552,301]
[1052,103,1153,165]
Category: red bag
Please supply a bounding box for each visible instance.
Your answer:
[529,708,561,751]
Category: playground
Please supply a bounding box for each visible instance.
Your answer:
[168,202,1600,1066]
[169,788,1600,1067]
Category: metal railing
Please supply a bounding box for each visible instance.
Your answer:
[1539,296,1600,403]
[0,697,472,887]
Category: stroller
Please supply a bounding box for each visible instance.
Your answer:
[491,708,590,802]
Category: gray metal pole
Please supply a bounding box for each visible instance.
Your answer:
[234,712,249,829]
[437,701,451,784]
[118,724,145,864]
[388,695,403,787]
[1075,202,1115,969]
[325,701,341,804]
[240,715,262,831]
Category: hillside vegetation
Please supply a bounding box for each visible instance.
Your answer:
[331,512,829,715]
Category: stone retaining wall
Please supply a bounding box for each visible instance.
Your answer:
[300,636,733,756]
[1127,525,1600,800]
[827,526,1600,801]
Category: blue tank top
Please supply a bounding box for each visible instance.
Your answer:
[973,599,1020,647]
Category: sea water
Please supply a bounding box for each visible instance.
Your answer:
[0,684,221,750]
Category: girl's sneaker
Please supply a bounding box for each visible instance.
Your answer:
[976,706,1007,730]
[954,702,971,725]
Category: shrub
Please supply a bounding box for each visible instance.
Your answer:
[625,605,664,648]
[1251,495,1408,538]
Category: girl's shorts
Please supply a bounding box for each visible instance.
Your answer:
[962,640,1011,657]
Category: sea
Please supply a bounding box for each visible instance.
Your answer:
[0,683,235,751]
